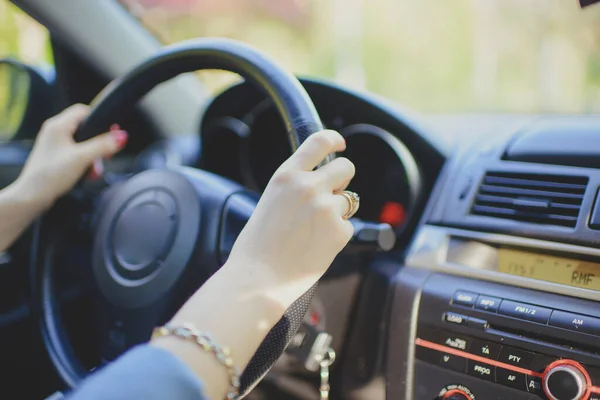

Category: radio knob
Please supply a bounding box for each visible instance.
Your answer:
[443,395,468,400]
[543,360,590,400]
[441,390,470,400]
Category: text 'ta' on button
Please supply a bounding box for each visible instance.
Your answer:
[471,339,501,360]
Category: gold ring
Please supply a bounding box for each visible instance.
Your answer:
[340,190,360,220]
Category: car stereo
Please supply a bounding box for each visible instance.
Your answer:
[411,272,600,400]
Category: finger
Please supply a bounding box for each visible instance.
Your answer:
[76,130,128,164]
[336,178,351,193]
[286,130,346,171]
[41,104,90,138]
[87,159,104,181]
[54,104,90,137]
[314,157,355,190]
[332,192,356,217]
[333,192,353,218]
[341,219,355,244]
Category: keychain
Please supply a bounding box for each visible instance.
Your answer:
[284,322,336,399]
[316,347,336,400]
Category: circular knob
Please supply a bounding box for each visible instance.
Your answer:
[543,360,591,400]
[442,390,469,400]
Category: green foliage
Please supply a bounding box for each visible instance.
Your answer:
[0,3,52,140]
[5,0,600,113]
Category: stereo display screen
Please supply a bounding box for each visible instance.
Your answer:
[498,248,600,291]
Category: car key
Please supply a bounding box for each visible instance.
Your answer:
[286,321,333,372]
[317,347,336,400]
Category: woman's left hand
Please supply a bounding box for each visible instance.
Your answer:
[15,104,128,211]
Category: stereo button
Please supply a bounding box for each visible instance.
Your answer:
[439,353,467,373]
[444,312,468,326]
[471,339,501,360]
[543,362,588,400]
[475,295,501,312]
[496,367,527,391]
[549,310,600,336]
[498,300,551,324]
[453,291,477,307]
[441,334,471,351]
[499,347,534,368]
[468,360,495,382]
[526,375,543,394]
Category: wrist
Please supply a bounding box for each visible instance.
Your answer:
[9,176,54,216]
[220,258,320,310]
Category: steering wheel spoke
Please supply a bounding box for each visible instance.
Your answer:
[93,296,167,362]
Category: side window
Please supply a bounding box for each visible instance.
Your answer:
[0,3,53,140]
[0,3,53,65]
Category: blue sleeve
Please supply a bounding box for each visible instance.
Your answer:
[66,344,207,400]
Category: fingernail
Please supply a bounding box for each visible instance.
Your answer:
[87,159,104,181]
[110,123,121,132]
[111,130,128,149]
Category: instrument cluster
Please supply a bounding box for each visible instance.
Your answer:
[199,81,424,241]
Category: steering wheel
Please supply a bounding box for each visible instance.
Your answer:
[31,38,328,396]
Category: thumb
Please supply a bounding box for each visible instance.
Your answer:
[76,130,128,164]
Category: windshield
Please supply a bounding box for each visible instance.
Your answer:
[120,0,600,114]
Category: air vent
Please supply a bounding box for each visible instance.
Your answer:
[471,172,589,228]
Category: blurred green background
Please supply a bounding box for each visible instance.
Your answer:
[4,0,600,114]
[0,2,51,139]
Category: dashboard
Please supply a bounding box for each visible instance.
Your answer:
[8,64,600,400]
[198,78,445,243]
[197,79,600,400]
[392,116,600,400]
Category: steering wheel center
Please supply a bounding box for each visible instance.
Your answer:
[110,189,178,281]
[93,169,201,309]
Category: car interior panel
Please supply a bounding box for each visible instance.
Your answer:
[3,1,600,399]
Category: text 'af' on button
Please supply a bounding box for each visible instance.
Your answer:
[496,368,527,391]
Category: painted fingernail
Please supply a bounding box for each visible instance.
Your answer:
[110,123,121,132]
[111,130,128,149]
[87,159,104,181]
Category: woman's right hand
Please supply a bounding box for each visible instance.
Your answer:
[226,130,356,296]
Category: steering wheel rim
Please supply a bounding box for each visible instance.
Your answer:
[32,38,328,396]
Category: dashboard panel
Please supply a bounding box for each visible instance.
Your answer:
[392,116,600,400]
[199,78,445,243]
[198,78,600,400]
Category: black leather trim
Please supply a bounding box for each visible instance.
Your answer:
[77,37,323,149]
